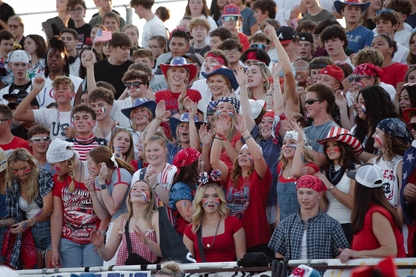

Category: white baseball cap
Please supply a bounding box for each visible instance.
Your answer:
[347,163,383,188]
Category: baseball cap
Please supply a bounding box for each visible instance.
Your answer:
[222,4,241,17]
[276,26,296,45]
[347,163,383,188]
[319,65,345,89]
[7,90,40,110]
[297,32,314,44]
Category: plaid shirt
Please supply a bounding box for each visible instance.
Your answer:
[5,169,54,269]
[268,211,349,260]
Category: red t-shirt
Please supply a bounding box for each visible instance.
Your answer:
[380,62,408,88]
[184,216,243,262]
[226,168,272,249]
[221,132,242,170]
[352,204,406,258]
[53,174,101,244]
[238,32,250,52]
[155,89,202,114]
[0,136,31,152]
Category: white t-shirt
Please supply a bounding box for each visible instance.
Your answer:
[142,16,167,48]
[69,57,81,77]
[273,0,302,26]
[33,109,72,140]
[110,97,133,128]
[394,29,411,49]
[392,43,409,65]
[36,75,83,108]
[380,82,396,102]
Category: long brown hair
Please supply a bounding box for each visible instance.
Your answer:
[351,183,401,233]
[376,133,409,163]
[323,141,360,173]
[88,146,135,175]
[184,0,210,17]
[109,129,135,165]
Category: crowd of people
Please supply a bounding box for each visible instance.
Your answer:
[1,0,416,274]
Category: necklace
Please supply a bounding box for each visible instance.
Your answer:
[201,219,221,249]
[193,45,209,55]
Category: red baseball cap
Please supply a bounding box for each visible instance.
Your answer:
[319,65,344,90]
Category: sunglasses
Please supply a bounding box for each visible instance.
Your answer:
[250,43,267,50]
[310,63,327,69]
[30,136,51,143]
[223,16,238,22]
[375,9,394,15]
[124,81,145,88]
[223,48,239,55]
[305,99,321,105]
[408,123,416,130]
[348,75,368,83]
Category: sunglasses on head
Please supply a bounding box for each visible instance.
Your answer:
[305,99,321,105]
[375,9,394,16]
[408,123,416,130]
[30,136,51,143]
[250,43,267,50]
[348,75,368,83]
[223,16,238,22]
[310,63,327,69]
[124,81,145,88]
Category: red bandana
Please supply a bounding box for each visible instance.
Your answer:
[206,53,225,66]
[296,175,326,192]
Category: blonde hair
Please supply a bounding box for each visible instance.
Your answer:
[247,62,271,99]
[192,183,229,232]
[212,103,239,142]
[125,180,156,225]
[6,149,40,203]
[57,154,77,193]
[155,261,183,277]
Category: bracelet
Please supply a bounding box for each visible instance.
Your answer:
[244,135,253,141]
[214,136,224,141]
[30,218,36,226]
[297,144,305,147]
[179,106,185,110]
[153,183,160,190]
[328,185,335,191]
[156,117,163,121]
[215,133,227,141]
[266,94,272,96]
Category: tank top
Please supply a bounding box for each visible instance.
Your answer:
[375,155,402,209]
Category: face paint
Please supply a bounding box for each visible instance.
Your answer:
[227,112,234,117]
[213,197,220,206]
[202,199,209,207]
[141,192,148,202]
[405,101,412,106]
[326,147,341,153]
[361,104,366,114]
[64,91,72,99]
[374,134,383,146]
[216,110,222,116]
[14,172,19,176]
[247,156,253,164]
[90,168,97,173]
[23,168,31,175]
[53,166,61,172]
[289,144,297,149]
[101,107,106,115]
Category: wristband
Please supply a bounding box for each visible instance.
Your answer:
[215,133,227,141]
[214,136,224,141]
[328,185,335,191]
[244,135,252,141]
[153,183,160,190]
[30,218,36,226]
[100,184,107,190]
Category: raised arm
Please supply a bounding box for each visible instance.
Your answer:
[199,124,213,172]
[80,50,97,93]
[143,100,166,144]
[210,118,230,182]
[236,114,268,178]
[186,98,201,151]
[14,76,43,122]
[235,66,256,132]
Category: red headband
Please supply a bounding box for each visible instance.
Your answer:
[352,63,383,77]
[206,53,225,66]
[296,175,326,192]
[263,110,275,119]
[246,52,258,61]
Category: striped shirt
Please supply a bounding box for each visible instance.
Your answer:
[66,137,107,161]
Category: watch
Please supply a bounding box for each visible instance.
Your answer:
[100,184,107,190]
[328,185,335,191]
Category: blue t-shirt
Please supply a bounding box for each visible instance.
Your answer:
[346,25,374,53]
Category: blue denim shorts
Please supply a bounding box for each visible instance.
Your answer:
[31,220,52,253]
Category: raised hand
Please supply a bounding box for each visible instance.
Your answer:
[216,115,231,135]
[335,90,347,109]
[263,23,278,41]
[187,99,198,119]
[32,76,45,93]
[235,114,247,133]
[234,65,247,87]
[271,59,285,79]
[199,124,212,146]
[155,100,166,121]
[80,50,96,68]
[98,162,108,184]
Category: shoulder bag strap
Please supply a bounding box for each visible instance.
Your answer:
[125,218,133,255]
[196,227,206,262]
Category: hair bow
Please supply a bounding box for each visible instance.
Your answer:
[110,153,118,168]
